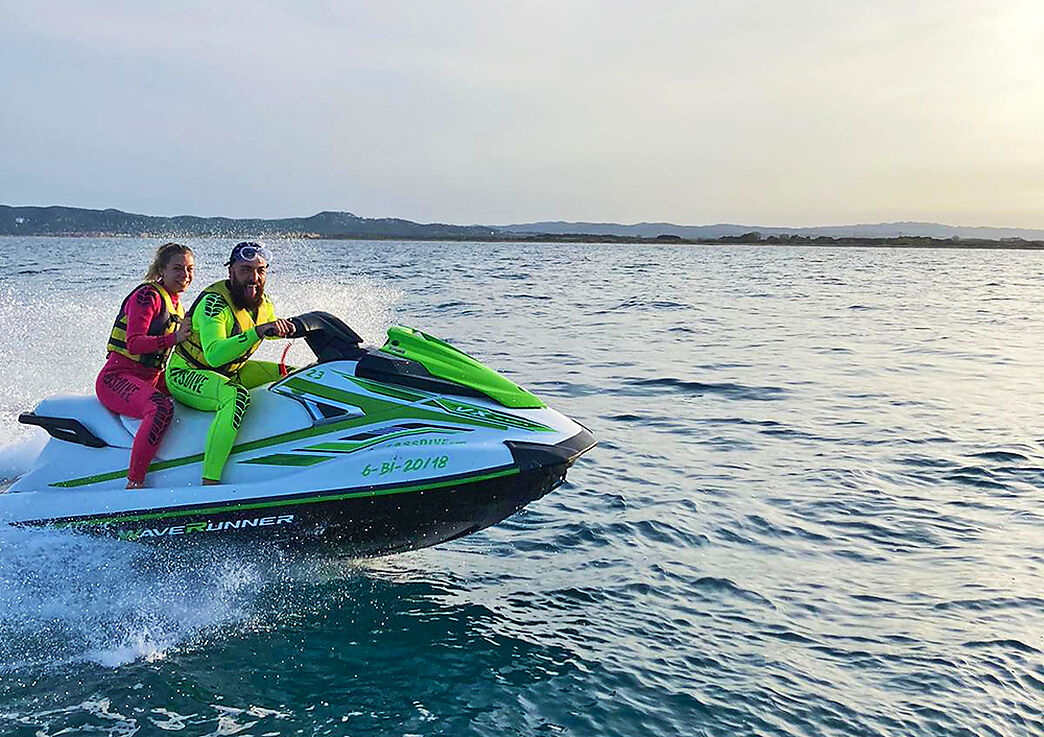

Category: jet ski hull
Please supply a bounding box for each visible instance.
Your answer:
[3,315,596,556]
[11,430,595,557]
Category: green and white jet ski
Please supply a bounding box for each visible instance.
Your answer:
[2,313,595,556]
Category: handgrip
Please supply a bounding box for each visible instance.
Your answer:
[262,318,303,338]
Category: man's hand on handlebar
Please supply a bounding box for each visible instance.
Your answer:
[257,318,296,338]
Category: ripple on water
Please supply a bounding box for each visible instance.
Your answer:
[961,638,1040,654]
[624,377,787,401]
[969,450,1030,462]
[613,298,694,311]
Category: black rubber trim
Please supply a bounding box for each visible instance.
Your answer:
[505,428,597,472]
[18,412,109,448]
[315,402,349,419]
[293,311,368,362]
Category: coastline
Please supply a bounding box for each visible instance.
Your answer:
[5,231,1044,249]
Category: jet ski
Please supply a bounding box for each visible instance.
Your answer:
[1,312,595,556]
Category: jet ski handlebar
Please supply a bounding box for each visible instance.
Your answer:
[282,311,367,362]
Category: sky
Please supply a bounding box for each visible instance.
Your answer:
[1,0,1042,227]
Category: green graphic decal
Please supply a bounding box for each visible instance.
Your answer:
[422,397,554,432]
[52,376,549,488]
[283,378,551,432]
[240,453,333,467]
[305,426,465,455]
[337,374,551,432]
[52,384,462,487]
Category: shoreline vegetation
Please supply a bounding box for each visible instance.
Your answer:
[3,205,1044,249]
[8,231,1044,249]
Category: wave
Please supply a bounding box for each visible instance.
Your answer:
[590,297,694,314]
[626,377,786,401]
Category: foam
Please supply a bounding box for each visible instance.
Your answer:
[0,436,45,487]
[0,526,291,670]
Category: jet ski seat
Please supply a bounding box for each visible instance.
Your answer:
[19,395,133,449]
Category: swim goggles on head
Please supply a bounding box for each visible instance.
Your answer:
[226,242,272,265]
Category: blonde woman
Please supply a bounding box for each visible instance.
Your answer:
[96,243,195,488]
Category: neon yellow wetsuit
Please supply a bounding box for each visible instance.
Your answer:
[165,280,281,482]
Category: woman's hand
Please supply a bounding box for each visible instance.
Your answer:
[256,319,296,338]
[174,317,193,344]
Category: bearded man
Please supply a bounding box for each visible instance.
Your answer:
[166,242,295,485]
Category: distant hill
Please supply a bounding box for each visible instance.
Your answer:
[4,204,1043,243]
[0,205,501,240]
[501,220,1044,241]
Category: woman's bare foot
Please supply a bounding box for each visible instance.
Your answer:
[202,478,220,486]
[126,479,145,489]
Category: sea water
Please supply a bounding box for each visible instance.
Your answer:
[1,236,1042,736]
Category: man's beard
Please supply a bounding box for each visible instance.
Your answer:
[229,276,264,310]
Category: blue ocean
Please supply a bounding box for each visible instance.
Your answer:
[1,236,1042,736]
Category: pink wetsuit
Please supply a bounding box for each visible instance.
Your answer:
[95,286,180,484]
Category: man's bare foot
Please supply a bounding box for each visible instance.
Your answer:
[126,480,145,490]
[202,478,220,486]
